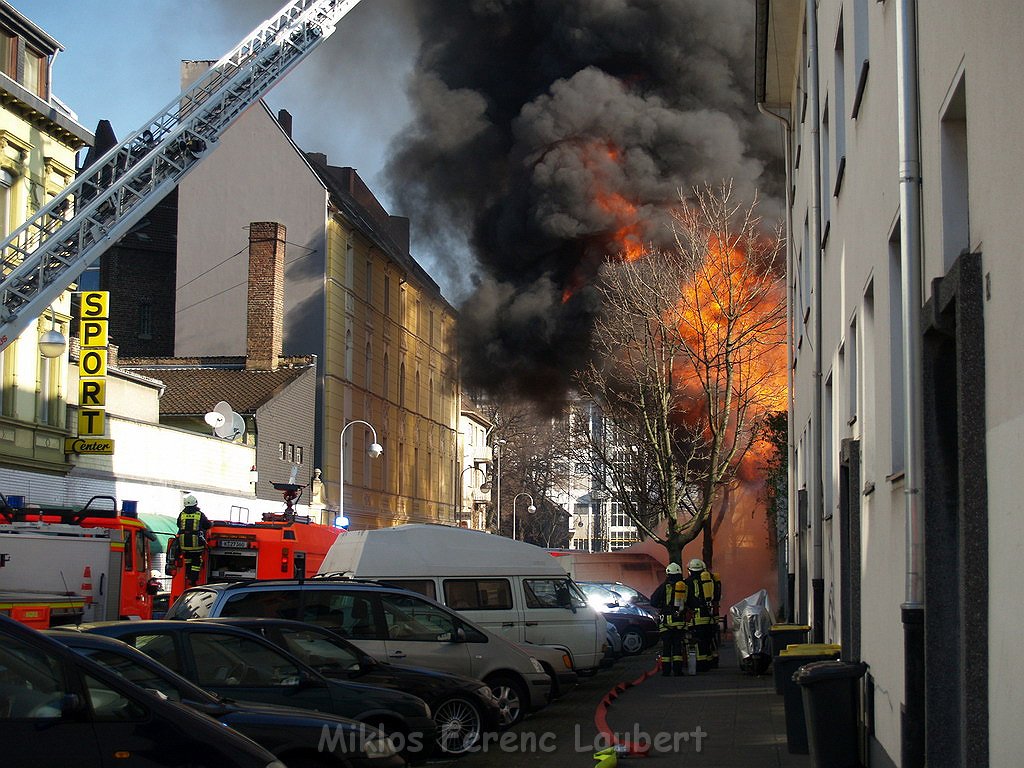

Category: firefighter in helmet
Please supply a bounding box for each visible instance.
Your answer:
[175,494,211,586]
[684,558,722,671]
[650,562,688,676]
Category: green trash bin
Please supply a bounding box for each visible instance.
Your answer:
[769,625,811,692]
[776,645,842,754]
[794,660,869,767]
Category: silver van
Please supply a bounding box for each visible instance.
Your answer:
[318,525,607,674]
[166,579,552,725]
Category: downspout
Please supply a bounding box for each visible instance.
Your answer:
[756,101,794,619]
[896,0,925,763]
[804,0,825,644]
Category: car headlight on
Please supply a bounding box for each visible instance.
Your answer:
[529,657,545,674]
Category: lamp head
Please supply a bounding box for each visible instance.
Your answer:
[367,442,384,459]
[38,328,66,358]
[528,504,537,513]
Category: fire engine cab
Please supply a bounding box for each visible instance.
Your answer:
[0,494,158,628]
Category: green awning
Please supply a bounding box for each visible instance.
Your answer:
[139,513,179,554]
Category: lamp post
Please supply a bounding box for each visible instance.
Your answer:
[493,439,506,534]
[512,492,536,541]
[458,465,490,526]
[338,419,382,529]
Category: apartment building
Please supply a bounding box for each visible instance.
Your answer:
[757,1,1022,764]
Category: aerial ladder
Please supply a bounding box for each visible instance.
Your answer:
[0,0,363,352]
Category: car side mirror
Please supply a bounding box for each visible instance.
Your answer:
[60,693,85,717]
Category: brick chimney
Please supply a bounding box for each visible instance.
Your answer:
[246,222,286,371]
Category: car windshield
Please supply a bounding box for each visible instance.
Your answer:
[579,583,620,610]
[75,647,208,705]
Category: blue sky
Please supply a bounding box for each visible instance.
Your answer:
[23,0,416,211]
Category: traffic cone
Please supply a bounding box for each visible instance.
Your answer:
[81,566,94,606]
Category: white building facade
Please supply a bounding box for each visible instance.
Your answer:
[758,1,1022,765]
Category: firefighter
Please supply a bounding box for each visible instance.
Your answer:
[684,558,722,672]
[650,562,688,676]
[175,494,211,586]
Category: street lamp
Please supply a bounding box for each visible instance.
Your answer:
[458,464,491,526]
[338,419,382,529]
[493,439,507,534]
[512,492,536,541]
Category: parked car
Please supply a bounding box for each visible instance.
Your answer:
[0,615,283,768]
[586,581,660,620]
[46,628,406,767]
[67,619,437,760]
[167,579,554,725]
[198,616,502,755]
[577,583,661,655]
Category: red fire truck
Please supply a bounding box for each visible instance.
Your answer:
[0,494,158,628]
[166,512,342,604]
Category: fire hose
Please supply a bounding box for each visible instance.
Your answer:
[591,658,662,766]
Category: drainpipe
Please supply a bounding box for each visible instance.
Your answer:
[757,102,795,621]
[804,0,825,644]
[895,0,925,763]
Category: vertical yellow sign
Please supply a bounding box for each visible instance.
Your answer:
[75,291,111,443]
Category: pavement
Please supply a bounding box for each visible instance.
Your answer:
[427,643,812,767]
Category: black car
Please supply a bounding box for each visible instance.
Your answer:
[200,617,503,755]
[68,619,437,760]
[0,615,282,768]
[47,629,406,768]
[577,582,661,655]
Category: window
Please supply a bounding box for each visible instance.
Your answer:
[276,627,361,675]
[84,673,146,721]
[364,342,372,390]
[381,593,458,642]
[278,442,286,461]
[0,32,14,81]
[888,232,906,474]
[940,74,969,270]
[21,46,45,99]
[288,444,295,462]
[363,429,372,487]
[296,446,303,464]
[824,372,834,519]
[129,634,182,673]
[0,168,13,241]
[0,635,67,719]
[386,579,437,601]
[523,578,586,609]
[399,361,406,408]
[36,324,64,427]
[384,275,391,317]
[821,96,831,230]
[221,590,301,621]
[444,579,512,610]
[383,351,390,400]
[848,317,858,425]
[415,370,421,413]
[365,260,373,304]
[833,17,847,196]
[189,632,299,688]
[137,300,152,339]
[851,0,870,117]
[80,649,183,703]
[345,327,353,380]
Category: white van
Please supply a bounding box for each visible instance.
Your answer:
[318,525,607,673]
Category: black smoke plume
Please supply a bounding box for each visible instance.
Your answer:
[384,0,782,406]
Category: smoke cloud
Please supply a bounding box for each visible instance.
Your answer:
[384,0,783,405]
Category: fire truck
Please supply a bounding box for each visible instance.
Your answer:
[0,494,158,628]
[166,511,342,603]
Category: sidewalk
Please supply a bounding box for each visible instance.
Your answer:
[427,644,811,767]
[602,646,811,767]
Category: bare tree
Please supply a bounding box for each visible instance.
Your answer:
[575,182,786,566]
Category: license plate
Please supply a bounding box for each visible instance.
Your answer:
[217,539,249,549]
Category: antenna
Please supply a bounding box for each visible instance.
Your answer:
[204,401,245,440]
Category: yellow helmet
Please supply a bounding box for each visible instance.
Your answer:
[666,563,682,575]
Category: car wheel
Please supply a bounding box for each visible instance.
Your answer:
[433,695,484,755]
[485,674,527,726]
[621,628,645,655]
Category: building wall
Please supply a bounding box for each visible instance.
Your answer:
[175,102,328,359]
[766,0,1024,763]
[323,214,459,529]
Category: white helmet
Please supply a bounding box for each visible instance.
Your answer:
[688,558,706,572]
[665,562,682,575]
[183,494,198,507]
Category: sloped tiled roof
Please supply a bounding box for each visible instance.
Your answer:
[120,356,314,416]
